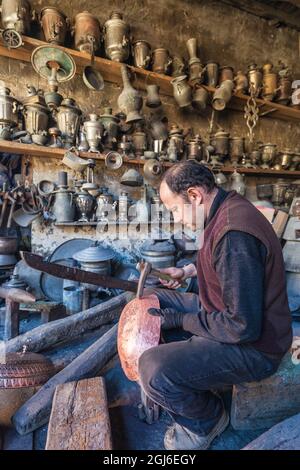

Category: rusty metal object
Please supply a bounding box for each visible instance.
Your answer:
[118,294,161,381]
[73,11,101,54]
[0,351,55,427]
[40,7,68,45]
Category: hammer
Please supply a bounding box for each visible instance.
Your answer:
[136,261,188,289]
[0,287,36,341]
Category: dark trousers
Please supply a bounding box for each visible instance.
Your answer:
[138,288,281,435]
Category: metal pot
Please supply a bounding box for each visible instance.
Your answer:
[212,129,230,157]
[256,183,273,200]
[152,48,172,75]
[73,11,101,54]
[212,80,234,111]
[230,171,246,196]
[96,188,115,221]
[230,136,245,165]
[234,70,248,94]
[121,168,143,187]
[75,190,95,222]
[141,239,176,269]
[143,159,163,182]
[52,188,75,223]
[276,76,292,105]
[192,86,208,111]
[104,11,130,62]
[248,63,262,97]
[118,65,143,123]
[259,143,277,168]
[100,107,119,149]
[146,85,161,108]
[272,181,289,206]
[83,113,103,153]
[0,236,18,254]
[132,40,151,69]
[187,135,202,161]
[1,0,31,34]
[0,352,55,427]
[73,244,114,290]
[205,61,219,88]
[132,129,147,157]
[40,7,68,45]
[0,87,19,133]
[219,66,234,84]
[56,98,82,148]
[262,63,277,101]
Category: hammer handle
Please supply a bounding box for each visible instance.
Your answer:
[151,268,188,289]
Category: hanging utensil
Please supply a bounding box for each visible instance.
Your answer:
[82,35,104,91]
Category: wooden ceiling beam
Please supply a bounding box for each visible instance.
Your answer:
[219,0,300,30]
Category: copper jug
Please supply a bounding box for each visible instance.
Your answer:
[152,48,172,75]
[248,63,262,97]
[262,63,277,101]
[40,7,68,45]
[104,12,130,62]
[132,40,151,69]
[73,11,101,54]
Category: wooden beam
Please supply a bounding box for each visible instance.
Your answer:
[219,0,300,30]
[46,378,112,450]
[5,292,133,353]
[12,324,118,435]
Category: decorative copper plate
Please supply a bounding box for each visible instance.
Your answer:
[118,294,161,381]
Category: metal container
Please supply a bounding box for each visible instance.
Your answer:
[0,0,31,34]
[259,143,277,168]
[23,102,49,135]
[83,113,103,152]
[212,80,234,111]
[192,86,208,111]
[56,98,82,148]
[0,87,19,131]
[256,183,273,200]
[230,170,246,196]
[104,12,130,62]
[248,63,262,97]
[277,149,294,170]
[272,181,289,206]
[96,188,115,221]
[40,7,68,45]
[74,11,101,54]
[132,40,151,69]
[146,84,161,108]
[213,129,230,157]
[141,239,176,269]
[0,351,55,427]
[75,190,95,222]
[2,274,28,290]
[72,244,114,290]
[230,136,245,165]
[132,129,147,156]
[121,168,143,187]
[187,135,202,160]
[262,63,277,101]
[171,75,192,108]
[219,66,234,84]
[276,76,292,105]
[118,65,143,123]
[63,285,83,315]
[205,61,219,87]
[0,236,18,254]
[152,48,172,75]
[100,107,119,149]
[169,124,184,157]
[234,70,248,94]
[52,188,75,223]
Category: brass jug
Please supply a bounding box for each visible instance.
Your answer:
[104,12,130,62]
[40,7,68,45]
[262,63,277,101]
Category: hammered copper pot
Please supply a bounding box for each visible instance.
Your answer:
[152,48,172,75]
[40,7,68,45]
[73,11,101,54]
[132,40,151,69]
[0,352,55,427]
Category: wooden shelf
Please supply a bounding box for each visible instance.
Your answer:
[1,140,300,178]
[1,35,300,124]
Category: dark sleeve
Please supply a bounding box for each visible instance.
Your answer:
[182,231,267,344]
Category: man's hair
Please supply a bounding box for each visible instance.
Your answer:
[161,160,216,199]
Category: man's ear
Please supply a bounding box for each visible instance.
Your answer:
[186,187,203,203]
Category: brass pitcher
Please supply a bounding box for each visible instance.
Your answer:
[262,63,277,101]
[40,7,68,45]
[152,48,172,75]
[104,12,130,62]
[248,63,262,97]
[73,11,101,54]
[132,40,151,69]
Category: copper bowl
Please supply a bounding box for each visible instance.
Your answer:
[0,237,18,254]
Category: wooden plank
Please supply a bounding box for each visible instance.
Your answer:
[12,324,118,435]
[5,292,133,353]
[3,300,19,341]
[46,378,112,450]
[272,210,289,238]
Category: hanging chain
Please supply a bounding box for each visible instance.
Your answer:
[244,86,259,144]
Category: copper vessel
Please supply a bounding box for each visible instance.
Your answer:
[262,63,277,101]
[248,63,262,97]
[104,12,130,62]
[118,294,161,382]
[171,56,186,78]
[234,70,248,94]
[40,7,68,45]
[152,48,172,75]
[0,352,55,427]
[132,129,147,156]
[212,80,234,111]
[171,75,192,108]
[118,65,143,123]
[212,129,230,157]
[132,40,151,69]
[219,66,234,84]
[230,137,245,165]
[259,143,277,168]
[74,11,101,54]
[186,38,204,85]
[56,98,82,148]
[187,135,202,160]
[192,85,208,111]
[146,84,161,108]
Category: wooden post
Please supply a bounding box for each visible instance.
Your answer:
[46,378,112,450]
[4,299,19,341]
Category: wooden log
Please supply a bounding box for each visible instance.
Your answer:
[44,325,112,370]
[3,300,19,341]
[5,292,133,353]
[243,412,300,450]
[12,324,118,435]
[46,378,112,450]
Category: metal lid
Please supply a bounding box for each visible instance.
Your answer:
[141,239,176,255]
[0,352,55,389]
[72,244,115,263]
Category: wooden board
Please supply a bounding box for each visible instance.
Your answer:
[46,378,112,450]
[272,210,289,238]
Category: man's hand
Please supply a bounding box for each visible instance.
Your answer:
[148,307,184,330]
[157,267,185,289]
